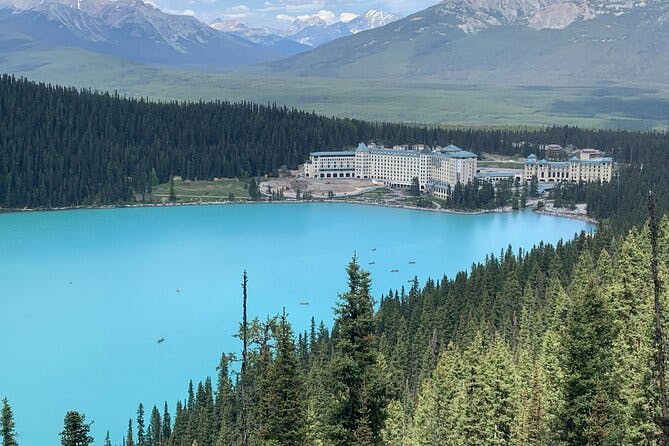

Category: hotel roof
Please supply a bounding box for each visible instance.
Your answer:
[311,151,356,157]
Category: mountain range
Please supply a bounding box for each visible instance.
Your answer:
[0,0,400,71]
[211,9,400,50]
[4,0,667,86]
[264,0,669,86]
[0,0,283,70]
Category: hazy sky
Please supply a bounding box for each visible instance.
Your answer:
[152,0,436,28]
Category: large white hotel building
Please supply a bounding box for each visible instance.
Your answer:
[524,149,613,184]
[304,143,478,198]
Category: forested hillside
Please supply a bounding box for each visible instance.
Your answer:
[13,213,659,446]
[1,74,668,231]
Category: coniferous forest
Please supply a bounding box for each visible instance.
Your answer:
[2,74,669,446]
[1,75,668,231]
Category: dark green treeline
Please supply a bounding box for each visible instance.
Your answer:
[103,216,669,446]
[2,74,668,222]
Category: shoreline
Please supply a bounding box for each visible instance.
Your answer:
[0,198,598,225]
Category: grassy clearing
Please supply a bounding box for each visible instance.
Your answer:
[357,188,394,199]
[151,179,250,202]
[478,161,526,169]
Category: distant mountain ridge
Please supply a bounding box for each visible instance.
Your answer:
[213,9,401,49]
[210,18,309,55]
[264,0,669,86]
[0,0,300,70]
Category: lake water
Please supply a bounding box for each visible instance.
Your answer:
[0,203,593,444]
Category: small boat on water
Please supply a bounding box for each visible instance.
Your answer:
[299,301,310,306]
[369,261,376,265]
[409,261,416,264]
[372,248,377,251]
[157,338,165,344]
[391,269,399,273]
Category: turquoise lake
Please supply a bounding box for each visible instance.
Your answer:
[0,203,593,444]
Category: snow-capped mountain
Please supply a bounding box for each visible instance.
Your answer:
[210,17,309,55]
[287,8,401,47]
[267,0,669,86]
[210,9,400,49]
[346,9,400,34]
[0,0,296,69]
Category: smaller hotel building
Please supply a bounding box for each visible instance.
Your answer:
[304,143,478,198]
[524,150,613,184]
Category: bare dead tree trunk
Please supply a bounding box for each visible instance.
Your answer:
[241,271,249,446]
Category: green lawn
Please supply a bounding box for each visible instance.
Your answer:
[478,161,526,169]
[151,179,250,202]
[356,188,394,200]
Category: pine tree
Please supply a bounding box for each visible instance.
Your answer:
[60,412,93,446]
[561,252,617,446]
[126,419,135,446]
[161,403,171,444]
[326,257,390,446]
[262,309,305,446]
[380,400,409,446]
[412,344,466,446]
[148,406,161,446]
[1,398,18,446]
[214,354,237,446]
[137,403,146,446]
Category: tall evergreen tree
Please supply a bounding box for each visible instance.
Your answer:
[126,419,135,446]
[161,403,171,444]
[0,398,18,446]
[148,405,161,446]
[262,309,305,446]
[137,403,146,446]
[60,412,93,446]
[326,257,390,446]
[561,252,617,446]
[214,354,237,446]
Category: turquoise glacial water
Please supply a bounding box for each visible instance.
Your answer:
[0,203,593,444]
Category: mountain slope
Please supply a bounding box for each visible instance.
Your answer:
[265,0,669,86]
[0,0,289,70]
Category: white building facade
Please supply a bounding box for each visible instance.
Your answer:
[304,143,478,198]
[524,152,613,184]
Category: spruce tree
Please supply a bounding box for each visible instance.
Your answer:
[1,398,18,446]
[561,252,617,446]
[263,309,305,446]
[380,400,409,446]
[161,403,171,444]
[60,412,93,446]
[214,354,237,446]
[412,344,466,446]
[137,403,146,446]
[326,257,390,446]
[125,419,135,446]
[148,405,161,446]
